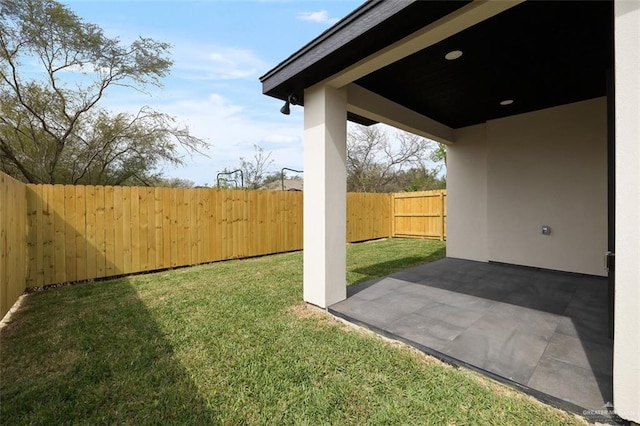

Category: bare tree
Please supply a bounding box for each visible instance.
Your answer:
[240,145,274,189]
[347,125,434,192]
[218,144,274,189]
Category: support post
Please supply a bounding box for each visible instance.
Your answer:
[303,84,347,308]
[613,1,640,423]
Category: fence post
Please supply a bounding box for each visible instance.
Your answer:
[389,193,395,238]
[439,191,445,241]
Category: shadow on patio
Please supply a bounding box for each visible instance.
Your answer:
[330,258,613,420]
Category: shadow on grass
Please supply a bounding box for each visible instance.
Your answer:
[348,246,446,287]
[0,278,217,424]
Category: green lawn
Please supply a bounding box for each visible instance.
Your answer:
[0,238,585,425]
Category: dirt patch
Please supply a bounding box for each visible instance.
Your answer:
[288,302,446,367]
[288,303,334,323]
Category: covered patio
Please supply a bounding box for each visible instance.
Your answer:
[261,0,639,422]
[330,258,612,414]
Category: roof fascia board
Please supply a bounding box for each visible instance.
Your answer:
[260,0,415,93]
[346,83,455,144]
[328,0,524,89]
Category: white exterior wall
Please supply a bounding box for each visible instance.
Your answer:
[613,0,640,422]
[447,98,608,276]
[447,124,489,262]
[486,98,608,276]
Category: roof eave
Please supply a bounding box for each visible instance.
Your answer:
[259,0,419,101]
[258,0,387,85]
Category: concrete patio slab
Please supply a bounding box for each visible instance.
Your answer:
[329,258,613,418]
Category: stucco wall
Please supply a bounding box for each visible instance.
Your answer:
[448,97,608,276]
[613,0,640,421]
[447,124,489,262]
[487,97,608,276]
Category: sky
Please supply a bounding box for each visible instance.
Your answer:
[60,0,365,186]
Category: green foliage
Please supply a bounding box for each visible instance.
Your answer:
[261,171,285,186]
[147,175,195,188]
[0,0,207,184]
[430,141,447,166]
[400,167,446,192]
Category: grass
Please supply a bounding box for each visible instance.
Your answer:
[0,238,586,425]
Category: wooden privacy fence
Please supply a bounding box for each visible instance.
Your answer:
[392,190,447,240]
[24,185,304,288]
[23,186,394,289]
[1,174,28,318]
[347,192,391,242]
[1,171,446,318]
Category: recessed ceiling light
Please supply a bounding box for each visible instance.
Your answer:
[445,50,463,60]
[500,99,514,106]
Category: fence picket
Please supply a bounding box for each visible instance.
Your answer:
[161,187,171,267]
[94,186,106,278]
[25,185,38,287]
[151,188,161,270]
[169,189,178,267]
[63,185,77,282]
[113,186,124,275]
[121,186,132,274]
[34,185,44,286]
[42,185,55,285]
[104,186,116,276]
[138,187,149,271]
[130,187,140,272]
[190,188,198,264]
[52,185,66,284]
[75,185,87,281]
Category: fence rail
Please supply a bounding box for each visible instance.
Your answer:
[1,171,447,318]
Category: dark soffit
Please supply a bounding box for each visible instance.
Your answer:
[261,1,612,130]
[259,0,472,103]
[356,0,613,129]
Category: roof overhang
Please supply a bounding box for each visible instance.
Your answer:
[260,0,471,102]
[260,0,613,132]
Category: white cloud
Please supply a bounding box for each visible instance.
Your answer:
[296,10,339,25]
[146,92,304,186]
[99,85,304,187]
[173,44,268,81]
[78,34,300,186]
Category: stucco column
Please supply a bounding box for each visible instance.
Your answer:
[614,1,640,423]
[303,84,347,308]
